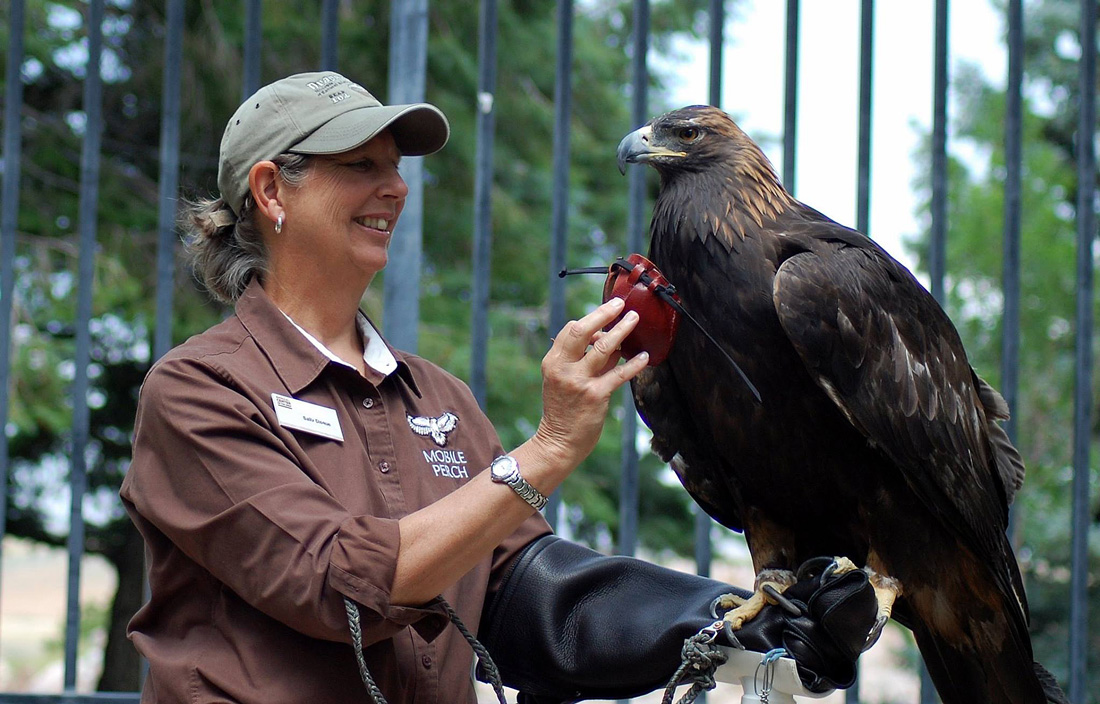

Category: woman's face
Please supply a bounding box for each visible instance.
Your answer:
[274,130,408,285]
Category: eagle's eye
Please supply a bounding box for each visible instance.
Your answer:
[677,127,702,143]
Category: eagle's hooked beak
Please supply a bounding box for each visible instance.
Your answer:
[617,124,685,175]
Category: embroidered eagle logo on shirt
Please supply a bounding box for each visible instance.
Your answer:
[406,411,458,447]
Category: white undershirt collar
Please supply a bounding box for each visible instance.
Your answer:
[282,311,398,377]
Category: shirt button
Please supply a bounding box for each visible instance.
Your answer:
[378,461,391,473]
[421,655,433,669]
[362,397,374,409]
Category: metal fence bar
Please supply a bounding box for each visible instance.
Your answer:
[619,0,649,562]
[1069,0,1096,699]
[693,0,725,585]
[1001,0,1022,447]
[470,0,498,410]
[707,0,723,110]
[545,0,575,530]
[384,0,429,353]
[64,0,106,690]
[153,0,184,363]
[321,0,338,71]
[242,0,262,100]
[782,0,799,194]
[0,0,27,651]
[856,0,874,237]
[923,2,950,702]
[929,0,949,307]
[849,4,875,700]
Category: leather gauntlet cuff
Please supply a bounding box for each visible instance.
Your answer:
[479,535,747,703]
[479,536,877,703]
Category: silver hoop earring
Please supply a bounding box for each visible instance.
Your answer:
[275,212,284,234]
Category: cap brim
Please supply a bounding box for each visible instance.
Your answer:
[290,103,449,157]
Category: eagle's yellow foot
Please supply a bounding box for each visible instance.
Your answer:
[718,569,797,630]
[863,568,902,651]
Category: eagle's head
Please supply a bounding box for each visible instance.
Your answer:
[617,105,794,246]
[616,105,764,177]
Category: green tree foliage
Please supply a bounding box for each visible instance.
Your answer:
[1,0,715,690]
[907,1,1098,692]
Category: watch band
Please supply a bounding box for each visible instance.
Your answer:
[490,455,548,511]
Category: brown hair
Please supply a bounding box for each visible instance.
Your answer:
[181,153,311,304]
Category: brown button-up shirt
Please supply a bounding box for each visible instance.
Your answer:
[121,280,551,703]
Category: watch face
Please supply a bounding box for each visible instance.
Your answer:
[492,456,518,481]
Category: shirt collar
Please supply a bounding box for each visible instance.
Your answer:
[234,279,421,396]
[282,310,398,377]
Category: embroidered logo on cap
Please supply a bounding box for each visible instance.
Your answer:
[407,412,458,447]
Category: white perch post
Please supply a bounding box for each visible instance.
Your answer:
[713,648,835,704]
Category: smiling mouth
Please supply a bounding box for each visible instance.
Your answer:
[354,216,391,232]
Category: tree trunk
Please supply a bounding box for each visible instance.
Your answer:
[97,521,144,692]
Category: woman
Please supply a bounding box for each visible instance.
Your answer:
[123,71,875,704]
[122,69,651,703]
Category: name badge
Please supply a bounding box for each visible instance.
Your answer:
[271,393,344,442]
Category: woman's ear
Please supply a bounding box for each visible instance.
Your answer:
[248,160,283,227]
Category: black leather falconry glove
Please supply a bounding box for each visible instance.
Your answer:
[478,535,877,704]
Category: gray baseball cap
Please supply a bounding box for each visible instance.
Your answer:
[217,71,450,215]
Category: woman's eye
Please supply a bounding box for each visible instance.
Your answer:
[679,127,700,142]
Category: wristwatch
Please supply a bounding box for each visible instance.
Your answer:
[490,455,548,511]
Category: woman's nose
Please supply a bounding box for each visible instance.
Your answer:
[381,167,409,200]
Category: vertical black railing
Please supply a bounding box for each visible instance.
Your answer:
[545,0,575,530]
[1069,1,1096,701]
[856,0,874,237]
[782,0,800,194]
[619,0,650,561]
[321,0,338,71]
[470,0,498,411]
[1002,0,1022,450]
[65,0,106,690]
[154,0,184,364]
[849,6,875,701]
[694,0,726,586]
[0,0,26,651]
[924,2,950,702]
[384,0,429,352]
[242,0,262,100]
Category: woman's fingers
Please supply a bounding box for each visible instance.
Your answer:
[587,309,640,365]
[554,298,626,360]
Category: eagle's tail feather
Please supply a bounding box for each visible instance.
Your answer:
[910,619,1055,704]
[1033,661,1071,704]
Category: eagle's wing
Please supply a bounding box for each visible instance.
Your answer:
[632,361,743,531]
[407,414,434,436]
[772,233,1021,578]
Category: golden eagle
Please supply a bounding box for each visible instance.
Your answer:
[617,106,1067,704]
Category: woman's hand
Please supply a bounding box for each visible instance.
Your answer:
[391,298,650,605]
[530,297,650,470]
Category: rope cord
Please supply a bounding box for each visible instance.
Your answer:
[344,596,508,704]
[660,622,730,704]
[437,598,509,704]
[344,597,390,704]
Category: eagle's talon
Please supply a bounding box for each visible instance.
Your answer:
[863,614,889,652]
